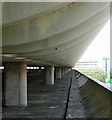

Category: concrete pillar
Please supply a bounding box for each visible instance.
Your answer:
[64,68,70,75]
[64,68,66,75]
[66,68,69,74]
[62,67,66,76]
[55,67,61,79]
[61,68,63,76]
[19,63,27,106]
[69,68,71,72]
[4,62,27,106]
[65,68,67,74]
[45,66,54,85]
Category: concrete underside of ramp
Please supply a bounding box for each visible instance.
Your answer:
[2,70,112,119]
[2,2,110,67]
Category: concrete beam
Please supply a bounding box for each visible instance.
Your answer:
[55,67,61,79]
[4,62,27,106]
[45,66,54,85]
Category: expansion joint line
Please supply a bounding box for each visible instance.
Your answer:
[64,73,73,120]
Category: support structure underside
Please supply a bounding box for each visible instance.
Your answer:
[2,2,110,67]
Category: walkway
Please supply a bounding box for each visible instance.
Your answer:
[2,70,86,119]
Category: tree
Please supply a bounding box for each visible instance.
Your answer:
[75,67,107,83]
[96,69,107,82]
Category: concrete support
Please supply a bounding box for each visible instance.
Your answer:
[66,68,69,74]
[55,67,61,79]
[63,68,65,75]
[4,62,27,106]
[65,68,68,74]
[45,66,54,85]
[64,68,66,74]
[68,68,71,72]
[61,68,64,76]
[19,63,27,106]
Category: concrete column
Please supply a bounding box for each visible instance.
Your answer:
[61,68,63,76]
[64,68,66,75]
[62,67,65,76]
[65,68,69,74]
[4,62,27,106]
[69,68,71,72]
[55,67,61,79]
[19,62,27,106]
[65,68,67,74]
[45,66,54,85]
[66,68,69,74]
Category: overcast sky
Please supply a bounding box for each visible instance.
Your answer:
[79,20,110,61]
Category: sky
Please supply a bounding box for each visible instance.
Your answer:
[79,20,110,62]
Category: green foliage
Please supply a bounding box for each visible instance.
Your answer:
[96,69,107,82]
[75,67,107,83]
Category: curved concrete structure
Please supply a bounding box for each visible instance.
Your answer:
[75,70,112,118]
[2,2,110,67]
[2,3,112,119]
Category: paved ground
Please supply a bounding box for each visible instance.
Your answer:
[2,70,86,119]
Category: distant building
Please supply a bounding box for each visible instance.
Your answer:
[75,60,99,68]
[74,57,110,80]
[101,57,110,79]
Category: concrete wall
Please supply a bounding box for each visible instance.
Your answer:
[75,70,112,118]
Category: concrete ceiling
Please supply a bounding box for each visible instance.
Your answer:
[2,2,110,67]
